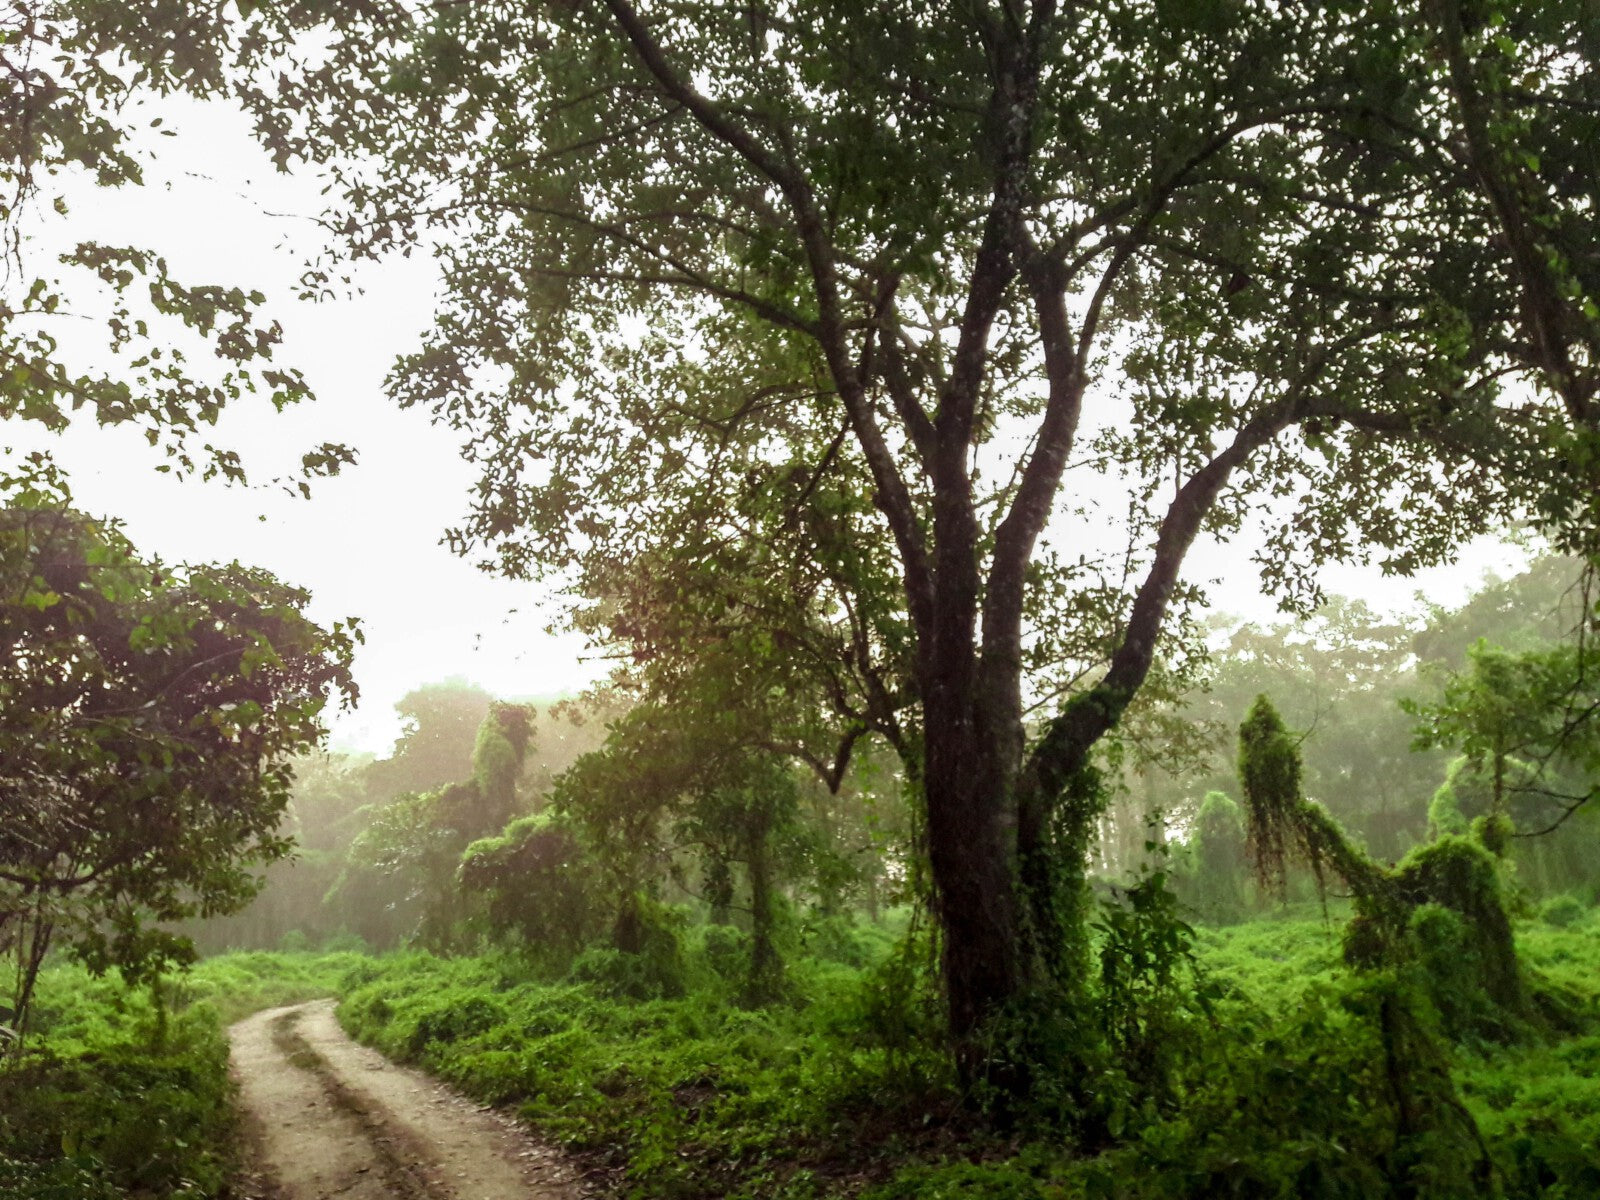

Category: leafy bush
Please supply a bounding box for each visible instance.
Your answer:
[1183,790,1249,921]
[0,971,232,1198]
[696,922,751,983]
[1540,893,1588,929]
[460,812,603,960]
[568,899,688,999]
[568,945,686,1001]
[407,994,509,1055]
[334,926,970,1195]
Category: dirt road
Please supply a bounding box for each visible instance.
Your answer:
[228,1000,584,1200]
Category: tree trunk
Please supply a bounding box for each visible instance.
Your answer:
[744,808,782,1006]
[10,912,54,1055]
[921,679,1028,1065]
[613,891,644,954]
[706,855,734,926]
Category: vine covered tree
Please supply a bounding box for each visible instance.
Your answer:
[338,701,536,950]
[364,680,497,802]
[1184,791,1248,921]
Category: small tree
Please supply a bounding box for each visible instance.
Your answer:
[0,495,356,1037]
[1410,640,1600,842]
[1186,791,1248,921]
[460,812,603,964]
[551,697,808,1004]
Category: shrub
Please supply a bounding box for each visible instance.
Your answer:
[569,945,686,1000]
[696,923,751,983]
[1540,893,1588,929]
[406,994,509,1055]
[0,973,234,1199]
[1184,790,1248,921]
[278,929,311,953]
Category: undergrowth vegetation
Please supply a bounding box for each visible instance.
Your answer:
[5,902,1596,1198]
[0,951,356,1199]
[333,907,1600,1200]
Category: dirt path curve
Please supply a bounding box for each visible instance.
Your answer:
[229,1000,585,1200]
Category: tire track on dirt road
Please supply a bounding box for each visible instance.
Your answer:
[229,999,584,1200]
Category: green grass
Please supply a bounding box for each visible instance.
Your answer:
[0,950,367,1199]
[1457,913,1600,1198]
[168,948,372,1023]
[9,913,1595,1199]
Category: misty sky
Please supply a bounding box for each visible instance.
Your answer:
[4,94,1530,756]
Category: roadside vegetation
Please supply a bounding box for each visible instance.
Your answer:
[339,905,1600,1199]
[9,903,1600,1199]
[0,953,356,1198]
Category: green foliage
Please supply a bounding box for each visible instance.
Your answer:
[1237,695,1536,1052]
[165,951,364,1024]
[0,1008,231,1199]
[696,923,752,984]
[1539,894,1589,930]
[1427,764,1473,839]
[1415,558,1593,667]
[259,0,1600,1074]
[1409,902,1504,1044]
[1136,561,1598,887]
[0,6,362,495]
[0,496,356,1034]
[833,926,947,1088]
[1238,695,1349,895]
[335,702,539,951]
[548,693,840,1004]
[0,951,359,1199]
[329,914,1600,1200]
[473,701,534,823]
[1409,637,1600,898]
[1144,600,1442,868]
[365,680,496,802]
[335,931,963,1196]
[1391,836,1524,1033]
[1093,867,1210,1112]
[460,812,602,961]
[569,900,687,1001]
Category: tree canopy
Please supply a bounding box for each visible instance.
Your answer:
[0,1,373,492]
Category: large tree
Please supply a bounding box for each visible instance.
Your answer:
[363,678,497,802]
[261,0,1596,1070]
[338,700,536,950]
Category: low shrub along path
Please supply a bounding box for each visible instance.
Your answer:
[228,999,584,1200]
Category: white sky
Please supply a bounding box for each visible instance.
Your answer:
[7,98,607,754]
[3,95,1529,754]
